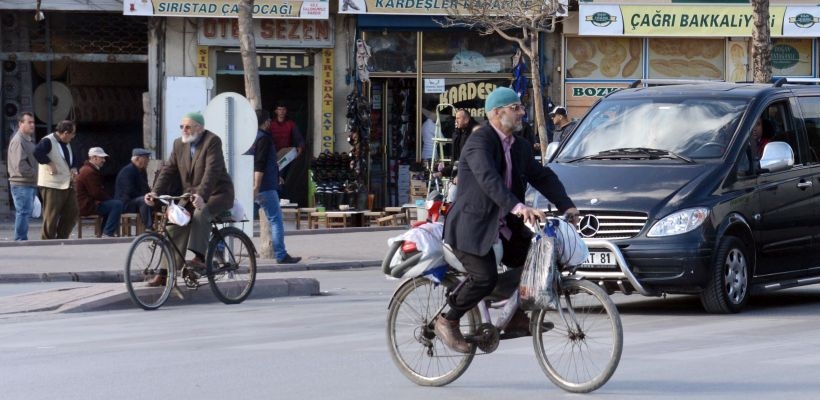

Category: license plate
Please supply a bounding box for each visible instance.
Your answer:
[581,251,617,268]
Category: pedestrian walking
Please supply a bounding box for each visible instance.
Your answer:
[34,120,80,240]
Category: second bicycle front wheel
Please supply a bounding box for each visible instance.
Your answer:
[386,276,479,387]
[124,233,176,310]
[532,279,623,393]
[206,226,257,304]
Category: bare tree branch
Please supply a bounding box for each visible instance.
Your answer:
[438,0,567,161]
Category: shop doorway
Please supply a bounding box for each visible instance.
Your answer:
[215,74,312,208]
[368,78,417,208]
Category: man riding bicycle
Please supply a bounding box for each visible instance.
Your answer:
[144,111,235,286]
[438,87,580,353]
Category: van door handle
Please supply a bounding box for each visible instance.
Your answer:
[797,180,813,189]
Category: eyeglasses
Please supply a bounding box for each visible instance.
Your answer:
[504,104,524,112]
[180,125,194,130]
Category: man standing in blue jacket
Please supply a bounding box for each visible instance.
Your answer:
[249,109,301,264]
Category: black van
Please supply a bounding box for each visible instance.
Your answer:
[540,79,820,313]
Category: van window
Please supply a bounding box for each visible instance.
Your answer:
[797,97,820,164]
[556,97,748,161]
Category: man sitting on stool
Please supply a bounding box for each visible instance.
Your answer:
[76,147,123,237]
[115,148,154,231]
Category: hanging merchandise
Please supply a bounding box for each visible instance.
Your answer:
[355,39,372,83]
[511,48,529,122]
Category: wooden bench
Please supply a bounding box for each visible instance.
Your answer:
[281,208,299,229]
[120,213,146,237]
[362,211,385,226]
[76,215,102,238]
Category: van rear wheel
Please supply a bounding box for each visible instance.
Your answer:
[700,236,750,314]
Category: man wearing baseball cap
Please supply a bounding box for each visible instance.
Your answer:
[436,87,580,353]
[75,146,123,237]
[549,105,577,144]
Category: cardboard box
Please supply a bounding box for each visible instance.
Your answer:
[277,147,298,169]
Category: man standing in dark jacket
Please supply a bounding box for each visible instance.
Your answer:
[436,87,580,353]
[115,148,153,230]
[75,147,123,237]
[250,109,301,264]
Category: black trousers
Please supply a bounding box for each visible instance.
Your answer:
[444,234,530,320]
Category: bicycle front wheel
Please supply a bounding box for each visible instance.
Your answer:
[124,233,176,310]
[386,277,478,387]
[532,279,623,393]
[206,227,257,304]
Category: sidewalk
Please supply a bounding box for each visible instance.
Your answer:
[0,217,406,314]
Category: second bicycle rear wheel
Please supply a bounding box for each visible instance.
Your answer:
[532,279,623,393]
[206,227,257,304]
[124,233,176,310]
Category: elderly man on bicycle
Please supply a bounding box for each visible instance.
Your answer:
[144,111,235,286]
[438,87,580,353]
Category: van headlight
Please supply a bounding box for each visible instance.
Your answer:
[647,208,709,237]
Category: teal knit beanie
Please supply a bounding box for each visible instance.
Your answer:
[484,87,520,112]
[184,111,205,126]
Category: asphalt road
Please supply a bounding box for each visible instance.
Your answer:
[3,267,820,400]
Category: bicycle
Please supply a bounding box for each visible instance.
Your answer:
[124,194,257,310]
[384,217,623,393]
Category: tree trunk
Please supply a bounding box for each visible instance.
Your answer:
[751,0,772,83]
[528,31,549,163]
[238,0,271,257]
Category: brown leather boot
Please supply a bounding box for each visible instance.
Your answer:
[434,315,471,354]
[146,272,167,287]
[501,309,532,339]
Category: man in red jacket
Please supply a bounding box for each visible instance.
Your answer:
[75,147,123,237]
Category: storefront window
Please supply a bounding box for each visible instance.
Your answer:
[772,38,813,77]
[647,38,725,80]
[361,31,417,73]
[565,37,643,80]
[421,31,514,74]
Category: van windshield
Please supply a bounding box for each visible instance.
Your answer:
[555,97,748,161]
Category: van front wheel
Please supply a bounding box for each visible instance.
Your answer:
[700,236,750,314]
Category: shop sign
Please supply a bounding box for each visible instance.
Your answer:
[217,52,314,73]
[578,4,820,37]
[337,0,567,17]
[436,80,499,119]
[320,49,334,153]
[123,0,329,19]
[198,19,333,48]
[565,83,627,119]
[424,79,445,94]
[196,46,209,76]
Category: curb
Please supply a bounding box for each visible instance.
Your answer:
[0,260,382,284]
[0,226,404,248]
[0,277,322,315]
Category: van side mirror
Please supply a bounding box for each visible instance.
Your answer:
[759,141,794,173]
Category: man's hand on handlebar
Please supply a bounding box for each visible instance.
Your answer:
[515,205,546,228]
[564,207,581,225]
[192,194,205,210]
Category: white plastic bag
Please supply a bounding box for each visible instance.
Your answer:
[32,196,42,219]
[553,218,589,267]
[229,198,245,221]
[166,201,191,226]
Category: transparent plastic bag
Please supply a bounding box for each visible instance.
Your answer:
[519,229,557,310]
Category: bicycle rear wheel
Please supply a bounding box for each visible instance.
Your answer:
[206,227,257,304]
[386,276,479,386]
[124,233,176,310]
[532,279,623,393]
